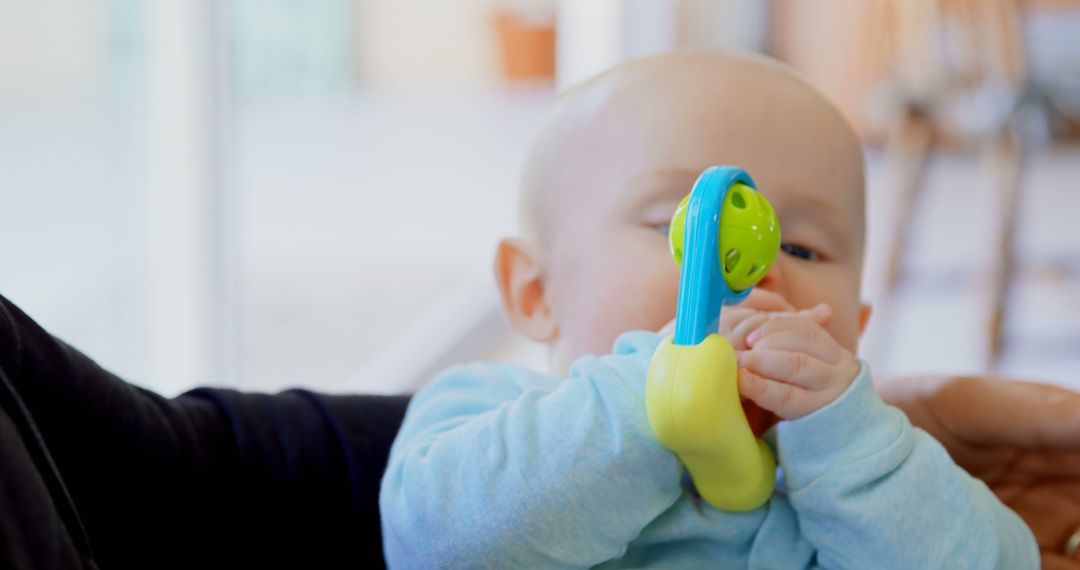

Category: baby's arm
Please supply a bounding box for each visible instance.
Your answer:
[380,333,684,569]
[738,307,1039,568]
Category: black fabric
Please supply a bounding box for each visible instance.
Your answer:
[0,294,410,569]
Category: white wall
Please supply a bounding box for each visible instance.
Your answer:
[556,0,767,91]
[355,0,503,88]
[0,0,106,90]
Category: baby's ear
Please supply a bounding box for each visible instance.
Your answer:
[494,238,558,342]
[857,302,873,336]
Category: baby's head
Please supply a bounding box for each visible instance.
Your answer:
[495,51,871,375]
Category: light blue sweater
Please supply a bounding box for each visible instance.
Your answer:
[380,332,1038,569]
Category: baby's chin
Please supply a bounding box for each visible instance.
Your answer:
[743,398,780,437]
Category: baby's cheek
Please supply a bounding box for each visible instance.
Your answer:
[600,254,677,328]
[783,271,862,352]
[636,257,681,327]
[554,238,679,357]
[581,299,649,352]
[558,280,644,356]
[823,305,862,353]
[581,289,672,355]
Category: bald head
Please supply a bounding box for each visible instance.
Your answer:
[519,51,865,256]
[499,50,870,373]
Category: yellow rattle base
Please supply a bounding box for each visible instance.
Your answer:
[646,333,776,511]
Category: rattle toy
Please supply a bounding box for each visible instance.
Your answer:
[646,166,781,512]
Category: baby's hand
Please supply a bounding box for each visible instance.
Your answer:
[736,303,860,420]
[717,289,805,350]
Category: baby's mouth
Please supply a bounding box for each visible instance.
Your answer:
[742,398,779,437]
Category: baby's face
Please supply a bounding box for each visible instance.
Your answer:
[538,58,868,374]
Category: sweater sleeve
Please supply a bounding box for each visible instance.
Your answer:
[0,294,407,569]
[774,361,1039,570]
[380,332,685,569]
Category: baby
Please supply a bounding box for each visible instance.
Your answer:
[379,52,1038,568]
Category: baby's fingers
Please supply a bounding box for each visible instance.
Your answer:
[773,303,831,326]
[738,368,820,420]
[727,313,768,350]
[750,328,842,364]
[737,349,832,391]
[746,304,831,347]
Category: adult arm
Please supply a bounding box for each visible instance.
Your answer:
[0,294,407,569]
[878,373,1080,569]
[775,363,1039,569]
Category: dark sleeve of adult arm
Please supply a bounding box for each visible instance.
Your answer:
[0,294,409,569]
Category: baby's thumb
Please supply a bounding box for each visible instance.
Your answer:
[800,303,832,325]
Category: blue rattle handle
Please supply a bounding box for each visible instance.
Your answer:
[673,166,755,346]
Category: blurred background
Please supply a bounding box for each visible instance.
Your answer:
[1,0,1077,396]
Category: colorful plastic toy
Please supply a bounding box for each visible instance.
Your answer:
[646,166,781,512]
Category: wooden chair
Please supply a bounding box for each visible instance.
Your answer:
[867,0,1028,368]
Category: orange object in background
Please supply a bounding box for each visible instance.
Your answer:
[495,10,555,83]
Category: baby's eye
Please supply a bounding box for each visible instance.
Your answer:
[781,243,822,261]
[653,223,671,236]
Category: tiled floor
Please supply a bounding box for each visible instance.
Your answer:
[2,92,1077,396]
